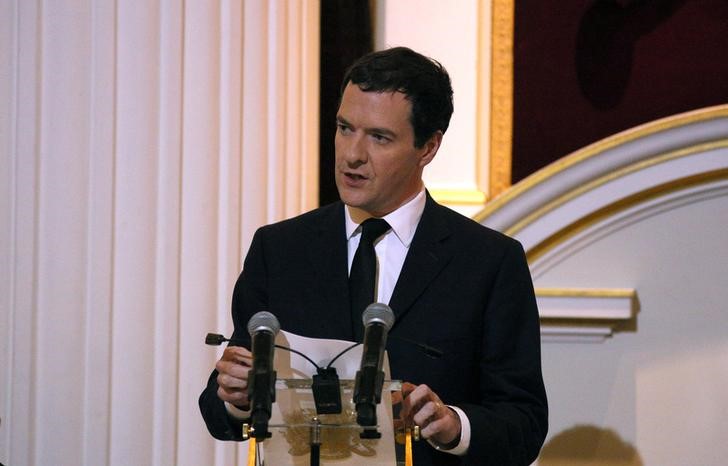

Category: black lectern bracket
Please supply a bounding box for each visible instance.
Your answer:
[312,367,342,414]
[359,427,382,439]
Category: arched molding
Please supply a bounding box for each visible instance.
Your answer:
[478,105,728,248]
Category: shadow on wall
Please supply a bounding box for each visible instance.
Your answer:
[538,425,643,466]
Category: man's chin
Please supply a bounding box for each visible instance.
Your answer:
[338,193,375,213]
[337,186,365,206]
[339,196,367,209]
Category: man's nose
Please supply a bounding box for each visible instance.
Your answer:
[343,134,368,165]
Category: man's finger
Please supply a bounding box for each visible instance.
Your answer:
[215,359,251,379]
[420,415,450,438]
[217,385,249,406]
[412,399,441,428]
[216,371,249,390]
[401,384,434,418]
[221,346,252,364]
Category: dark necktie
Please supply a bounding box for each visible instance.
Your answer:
[349,218,391,341]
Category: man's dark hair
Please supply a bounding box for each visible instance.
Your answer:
[340,46,454,148]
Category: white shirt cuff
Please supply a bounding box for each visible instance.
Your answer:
[224,401,251,420]
[427,405,471,456]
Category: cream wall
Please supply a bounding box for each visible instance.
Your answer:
[537,191,728,465]
[1,1,319,465]
[375,0,491,217]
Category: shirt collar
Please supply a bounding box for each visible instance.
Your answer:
[345,188,426,248]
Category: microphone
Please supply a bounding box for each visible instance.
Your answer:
[353,303,395,432]
[247,311,280,440]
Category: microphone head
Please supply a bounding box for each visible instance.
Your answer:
[247,311,281,336]
[362,303,395,331]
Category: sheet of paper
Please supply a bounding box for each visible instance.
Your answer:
[259,330,398,465]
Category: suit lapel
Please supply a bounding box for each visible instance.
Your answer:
[389,194,453,323]
[305,202,354,337]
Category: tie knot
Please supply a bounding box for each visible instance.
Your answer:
[359,218,391,244]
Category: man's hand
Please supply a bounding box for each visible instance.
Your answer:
[399,382,461,448]
[215,346,253,409]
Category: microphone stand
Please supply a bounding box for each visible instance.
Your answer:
[309,417,321,466]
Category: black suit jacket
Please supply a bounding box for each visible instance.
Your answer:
[200,193,548,465]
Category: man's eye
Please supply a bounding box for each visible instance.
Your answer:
[337,124,352,134]
[372,133,390,143]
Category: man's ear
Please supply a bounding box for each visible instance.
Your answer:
[419,131,443,168]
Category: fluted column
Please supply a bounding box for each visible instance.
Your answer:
[0,1,319,465]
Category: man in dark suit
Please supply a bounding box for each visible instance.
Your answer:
[200,46,547,465]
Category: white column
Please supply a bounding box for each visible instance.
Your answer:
[2,1,42,464]
[151,1,185,464]
[0,1,319,465]
[213,1,245,464]
[82,0,116,464]
[35,0,94,464]
[176,1,221,465]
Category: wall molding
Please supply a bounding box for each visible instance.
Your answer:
[536,288,637,343]
[477,105,728,234]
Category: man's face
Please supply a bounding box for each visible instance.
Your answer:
[334,83,441,217]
